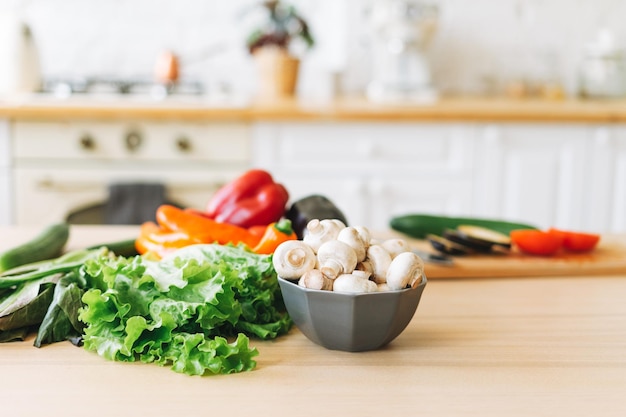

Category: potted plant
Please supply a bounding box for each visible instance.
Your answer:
[245,0,315,98]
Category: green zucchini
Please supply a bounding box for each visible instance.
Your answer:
[0,223,70,273]
[390,214,537,239]
[86,238,139,257]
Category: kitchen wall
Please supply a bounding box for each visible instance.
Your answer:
[3,0,626,98]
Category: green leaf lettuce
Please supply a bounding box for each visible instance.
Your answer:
[79,244,291,376]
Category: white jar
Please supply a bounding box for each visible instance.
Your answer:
[578,29,626,99]
[0,13,42,96]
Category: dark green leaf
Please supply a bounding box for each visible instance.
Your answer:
[0,275,61,317]
[0,249,104,289]
[0,284,55,332]
[0,326,34,342]
[34,272,87,347]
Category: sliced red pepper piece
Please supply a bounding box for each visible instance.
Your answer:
[204,169,289,228]
[548,228,600,252]
[510,229,563,256]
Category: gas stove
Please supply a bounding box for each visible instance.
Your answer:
[41,77,205,100]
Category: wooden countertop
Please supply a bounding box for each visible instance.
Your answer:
[3,95,626,123]
[2,226,626,416]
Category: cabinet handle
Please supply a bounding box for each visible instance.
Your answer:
[176,136,192,152]
[36,178,96,192]
[79,134,96,151]
[36,178,225,192]
[125,130,143,152]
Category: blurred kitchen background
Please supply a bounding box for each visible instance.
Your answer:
[2,0,626,234]
[2,0,626,99]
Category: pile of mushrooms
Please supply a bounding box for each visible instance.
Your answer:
[272,219,424,293]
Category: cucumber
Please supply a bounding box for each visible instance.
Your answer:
[0,223,70,273]
[390,214,537,239]
[86,238,139,257]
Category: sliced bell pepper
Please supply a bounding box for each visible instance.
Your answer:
[204,169,289,228]
[135,221,199,259]
[156,204,261,248]
[251,219,298,255]
[248,224,269,239]
[548,228,601,252]
[510,229,563,256]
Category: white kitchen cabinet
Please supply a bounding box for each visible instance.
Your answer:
[4,115,625,233]
[0,119,11,226]
[10,120,252,225]
[254,120,624,234]
[586,126,626,233]
[13,121,249,163]
[473,124,625,233]
[252,122,476,229]
[473,124,590,231]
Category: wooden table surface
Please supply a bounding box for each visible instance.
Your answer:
[1,226,626,416]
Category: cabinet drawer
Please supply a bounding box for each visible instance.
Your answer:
[13,121,250,163]
[277,175,473,230]
[256,122,474,176]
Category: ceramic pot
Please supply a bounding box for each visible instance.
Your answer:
[254,47,300,98]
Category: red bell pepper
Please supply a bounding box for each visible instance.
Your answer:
[548,228,601,252]
[510,227,601,256]
[205,169,289,228]
[510,229,563,256]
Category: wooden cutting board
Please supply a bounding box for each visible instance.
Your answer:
[402,233,626,279]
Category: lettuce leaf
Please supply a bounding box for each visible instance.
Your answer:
[78,244,291,376]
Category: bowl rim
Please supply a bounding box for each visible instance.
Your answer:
[277,273,427,298]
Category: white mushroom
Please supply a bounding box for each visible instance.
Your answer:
[386,251,424,290]
[355,260,374,275]
[410,271,425,289]
[381,238,412,259]
[354,225,372,246]
[303,219,346,253]
[333,273,378,293]
[298,269,334,291]
[330,219,347,229]
[337,226,368,262]
[272,240,317,279]
[366,244,393,284]
[351,269,372,281]
[316,240,357,279]
[369,238,382,246]
[377,283,391,292]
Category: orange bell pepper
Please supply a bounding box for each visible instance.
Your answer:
[251,219,297,254]
[248,225,269,239]
[156,204,261,248]
[135,221,199,259]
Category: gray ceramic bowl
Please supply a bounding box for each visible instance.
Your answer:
[277,274,427,352]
